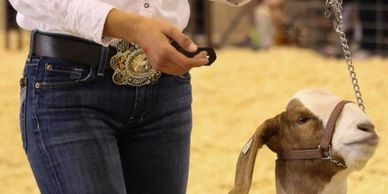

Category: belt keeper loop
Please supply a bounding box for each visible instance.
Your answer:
[28,30,38,62]
[97,46,110,77]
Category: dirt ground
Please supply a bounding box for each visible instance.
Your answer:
[0,38,387,193]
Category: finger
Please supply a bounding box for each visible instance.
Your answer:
[165,45,209,68]
[190,51,209,67]
[163,27,198,52]
[157,61,189,76]
[193,51,208,59]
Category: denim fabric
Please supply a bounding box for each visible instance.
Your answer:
[19,55,193,194]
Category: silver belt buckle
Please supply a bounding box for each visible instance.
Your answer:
[110,40,161,86]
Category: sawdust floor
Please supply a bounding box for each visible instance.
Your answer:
[1,41,387,193]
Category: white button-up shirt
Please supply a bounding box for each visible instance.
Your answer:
[9,0,191,45]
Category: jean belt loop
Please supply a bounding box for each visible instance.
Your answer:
[28,30,38,62]
[97,46,110,77]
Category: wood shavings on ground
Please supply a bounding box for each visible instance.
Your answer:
[0,46,387,194]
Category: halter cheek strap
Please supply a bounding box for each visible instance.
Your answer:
[277,100,352,168]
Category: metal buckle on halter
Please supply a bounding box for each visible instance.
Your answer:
[110,40,161,86]
[319,145,332,160]
[320,145,347,168]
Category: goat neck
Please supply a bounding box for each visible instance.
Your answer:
[275,159,350,194]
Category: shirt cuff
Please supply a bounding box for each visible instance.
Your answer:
[66,0,114,46]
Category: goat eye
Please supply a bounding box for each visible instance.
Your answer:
[298,116,311,124]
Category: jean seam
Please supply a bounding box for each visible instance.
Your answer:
[139,85,153,122]
[33,60,64,194]
[32,111,64,194]
[129,87,139,120]
[45,66,83,76]
[37,66,95,89]
[20,78,28,151]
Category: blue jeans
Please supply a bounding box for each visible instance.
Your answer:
[19,53,193,194]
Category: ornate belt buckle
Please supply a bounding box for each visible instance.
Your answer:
[110,40,161,86]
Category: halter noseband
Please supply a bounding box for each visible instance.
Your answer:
[277,100,352,168]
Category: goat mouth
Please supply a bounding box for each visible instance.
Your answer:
[345,135,379,147]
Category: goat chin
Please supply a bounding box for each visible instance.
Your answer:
[274,155,377,194]
[342,148,377,171]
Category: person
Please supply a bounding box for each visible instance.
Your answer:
[252,0,283,49]
[10,0,250,194]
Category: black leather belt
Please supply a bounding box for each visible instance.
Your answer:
[29,30,217,80]
[30,30,116,69]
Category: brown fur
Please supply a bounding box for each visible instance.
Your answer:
[272,100,345,193]
[229,99,345,194]
[275,159,343,194]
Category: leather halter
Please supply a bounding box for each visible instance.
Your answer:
[277,100,352,167]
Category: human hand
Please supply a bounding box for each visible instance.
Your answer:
[104,9,209,76]
[132,17,209,75]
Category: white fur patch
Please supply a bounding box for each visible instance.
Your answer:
[292,88,340,127]
[290,89,378,170]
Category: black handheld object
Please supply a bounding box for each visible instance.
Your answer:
[171,41,217,66]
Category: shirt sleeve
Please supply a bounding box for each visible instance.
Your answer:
[9,0,114,45]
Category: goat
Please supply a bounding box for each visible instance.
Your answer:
[229,89,379,194]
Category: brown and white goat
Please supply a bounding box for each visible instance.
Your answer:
[229,89,379,194]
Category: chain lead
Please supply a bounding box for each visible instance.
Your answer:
[322,145,347,168]
[325,0,366,112]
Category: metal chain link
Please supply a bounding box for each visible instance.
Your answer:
[325,0,366,112]
[329,157,348,168]
[322,145,347,168]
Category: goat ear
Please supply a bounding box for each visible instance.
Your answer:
[229,114,280,194]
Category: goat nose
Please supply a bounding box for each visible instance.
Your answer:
[357,123,375,133]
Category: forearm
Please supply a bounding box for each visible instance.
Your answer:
[103,9,144,44]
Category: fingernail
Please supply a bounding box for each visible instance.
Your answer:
[188,43,198,52]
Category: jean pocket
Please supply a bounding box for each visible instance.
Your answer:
[173,72,191,84]
[19,77,28,151]
[37,58,95,89]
